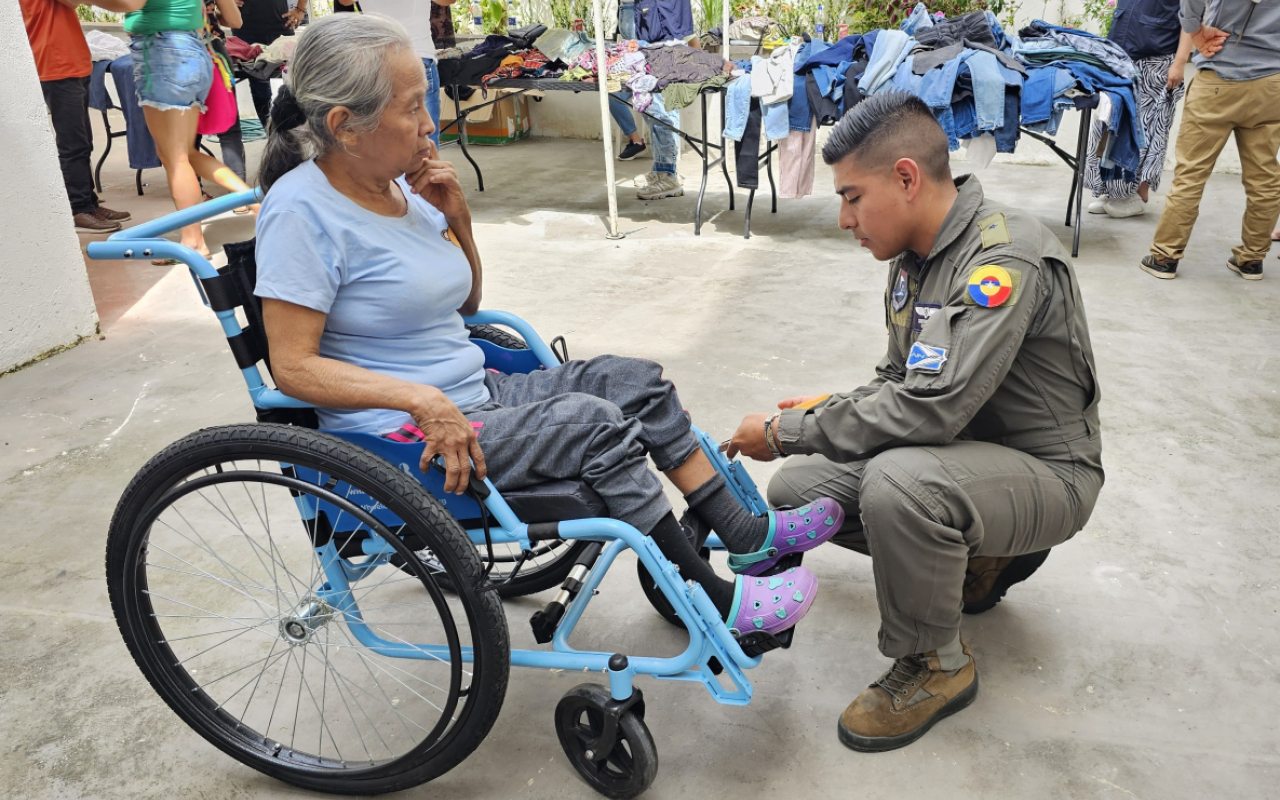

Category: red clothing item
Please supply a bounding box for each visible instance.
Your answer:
[19,0,92,81]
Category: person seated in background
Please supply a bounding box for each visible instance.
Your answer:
[252,14,846,638]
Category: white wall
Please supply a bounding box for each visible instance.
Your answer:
[0,7,99,374]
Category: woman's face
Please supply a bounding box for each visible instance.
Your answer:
[344,48,437,178]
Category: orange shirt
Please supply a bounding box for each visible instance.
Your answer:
[19,0,92,81]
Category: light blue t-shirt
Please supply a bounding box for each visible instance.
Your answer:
[255,160,489,433]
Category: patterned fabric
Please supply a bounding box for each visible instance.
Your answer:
[1085,54,1182,198]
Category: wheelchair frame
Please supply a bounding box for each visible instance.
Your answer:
[86,188,783,725]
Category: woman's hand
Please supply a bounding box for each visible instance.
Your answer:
[409,387,487,494]
[1167,61,1185,90]
[406,140,470,223]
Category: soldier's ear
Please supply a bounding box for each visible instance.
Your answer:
[893,157,924,202]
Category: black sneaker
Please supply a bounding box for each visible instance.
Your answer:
[1227,256,1263,281]
[1140,254,1178,280]
[618,141,647,161]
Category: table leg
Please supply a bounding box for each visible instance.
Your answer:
[453,85,483,192]
[695,92,710,235]
[721,90,735,211]
[766,143,777,213]
[1071,107,1091,258]
[95,110,113,195]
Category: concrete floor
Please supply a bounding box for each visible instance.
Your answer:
[2,129,1279,800]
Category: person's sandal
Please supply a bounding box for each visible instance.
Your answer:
[727,500,844,576]
[725,566,819,637]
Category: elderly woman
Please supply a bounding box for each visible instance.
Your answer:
[253,14,841,637]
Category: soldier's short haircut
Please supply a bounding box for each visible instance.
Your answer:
[821,91,952,184]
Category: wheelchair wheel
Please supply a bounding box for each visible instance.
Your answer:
[107,424,509,795]
[466,322,528,351]
[555,684,658,800]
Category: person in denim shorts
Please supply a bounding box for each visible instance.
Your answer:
[125,0,255,260]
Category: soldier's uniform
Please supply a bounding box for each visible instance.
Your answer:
[769,174,1104,659]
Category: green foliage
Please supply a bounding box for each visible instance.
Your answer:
[76,5,122,22]
[482,0,507,33]
[1080,0,1117,35]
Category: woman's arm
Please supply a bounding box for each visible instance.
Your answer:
[406,144,483,314]
[262,298,486,492]
[214,0,241,30]
[68,0,147,12]
[1168,31,1193,89]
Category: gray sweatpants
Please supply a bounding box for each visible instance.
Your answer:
[466,355,700,534]
[768,441,1103,658]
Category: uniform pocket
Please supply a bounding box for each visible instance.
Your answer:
[903,306,969,396]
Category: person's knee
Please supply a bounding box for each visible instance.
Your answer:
[859,448,949,535]
[766,465,808,508]
[591,354,668,388]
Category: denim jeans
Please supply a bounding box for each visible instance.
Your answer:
[129,31,213,112]
[967,51,1006,130]
[619,0,636,39]
[616,90,679,173]
[423,58,441,146]
[763,101,789,141]
[723,75,752,141]
[610,92,638,137]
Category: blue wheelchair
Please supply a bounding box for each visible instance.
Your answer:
[87,190,797,799]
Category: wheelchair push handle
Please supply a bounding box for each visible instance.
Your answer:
[429,455,490,499]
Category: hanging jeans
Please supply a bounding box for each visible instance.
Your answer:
[614,90,680,173]
[619,0,637,39]
[723,75,753,140]
[423,58,441,147]
[734,97,763,189]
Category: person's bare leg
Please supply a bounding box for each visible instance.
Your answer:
[664,448,717,494]
[1137,181,1150,203]
[189,149,260,212]
[143,105,209,257]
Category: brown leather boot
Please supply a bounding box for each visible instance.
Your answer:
[962,549,1051,614]
[838,641,978,753]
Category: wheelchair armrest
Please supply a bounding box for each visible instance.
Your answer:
[107,188,262,242]
[463,310,562,369]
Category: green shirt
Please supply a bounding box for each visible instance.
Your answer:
[124,0,205,34]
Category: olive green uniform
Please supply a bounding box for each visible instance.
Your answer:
[769,175,1104,658]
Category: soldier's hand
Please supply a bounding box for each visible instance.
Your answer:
[778,395,822,409]
[726,413,775,462]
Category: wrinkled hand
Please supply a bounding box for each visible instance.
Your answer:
[406,140,470,222]
[1166,60,1185,90]
[777,395,822,410]
[411,388,487,494]
[283,6,305,29]
[1191,24,1229,58]
[726,413,774,462]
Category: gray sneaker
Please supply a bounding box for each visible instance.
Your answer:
[636,172,683,200]
[1227,256,1263,280]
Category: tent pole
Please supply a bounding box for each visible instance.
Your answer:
[592,0,623,239]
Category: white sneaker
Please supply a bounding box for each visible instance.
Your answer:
[636,172,683,200]
[1103,195,1146,218]
[1087,198,1107,214]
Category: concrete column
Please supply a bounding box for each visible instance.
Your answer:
[0,5,99,375]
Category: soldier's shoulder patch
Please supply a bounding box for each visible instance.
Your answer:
[964,264,1022,308]
[977,212,1011,249]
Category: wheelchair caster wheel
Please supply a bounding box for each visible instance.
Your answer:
[555,684,657,799]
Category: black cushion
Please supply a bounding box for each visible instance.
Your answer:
[500,479,608,524]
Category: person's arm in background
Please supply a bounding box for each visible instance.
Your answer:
[284,0,307,28]
[1167,30,1193,88]
[214,0,241,29]
[1181,0,1230,56]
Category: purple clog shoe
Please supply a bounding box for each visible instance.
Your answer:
[727,499,844,576]
[725,565,819,638]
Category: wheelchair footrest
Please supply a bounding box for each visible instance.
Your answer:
[706,627,795,676]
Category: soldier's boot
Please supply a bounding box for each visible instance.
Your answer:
[962,549,1051,615]
[837,639,978,753]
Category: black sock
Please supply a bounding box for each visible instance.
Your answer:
[685,472,771,554]
[646,512,736,617]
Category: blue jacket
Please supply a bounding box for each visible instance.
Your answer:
[1108,0,1182,60]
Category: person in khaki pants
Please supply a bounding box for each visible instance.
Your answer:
[1141,0,1280,281]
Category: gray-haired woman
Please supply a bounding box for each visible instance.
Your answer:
[251,13,842,640]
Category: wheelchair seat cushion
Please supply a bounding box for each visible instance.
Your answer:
[500,479,608,523]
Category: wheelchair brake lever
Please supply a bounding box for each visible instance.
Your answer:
[429,456,490,499]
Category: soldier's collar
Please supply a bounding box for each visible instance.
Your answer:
[921,174,984,264]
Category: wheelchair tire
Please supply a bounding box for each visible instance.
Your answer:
[555,684,658,800]
[107,424,509,795]
[636,512,711,630]
[466,323,528,351]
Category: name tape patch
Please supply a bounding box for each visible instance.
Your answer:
[911,303,941,333]
[906,342,948,373]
